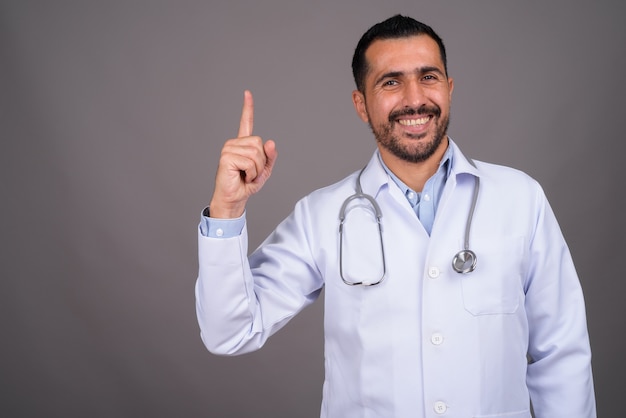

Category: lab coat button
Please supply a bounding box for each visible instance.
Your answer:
[428,267,440,279]
[431,333,444,345]
[434,401,447,414]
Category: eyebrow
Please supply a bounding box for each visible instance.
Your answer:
[374,66,447,86]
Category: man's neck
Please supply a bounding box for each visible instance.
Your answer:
[379,138,449,192]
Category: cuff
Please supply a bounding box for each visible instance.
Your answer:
[199,206,246,238]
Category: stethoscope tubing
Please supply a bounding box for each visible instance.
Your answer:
[339,161,479,286]
[339,168,386,286]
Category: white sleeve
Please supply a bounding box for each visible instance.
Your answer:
[195,199,323,355]
[525,187,596,417]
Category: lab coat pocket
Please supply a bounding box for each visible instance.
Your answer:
[460,237,524,315]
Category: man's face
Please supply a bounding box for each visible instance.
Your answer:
[352,35,454,164]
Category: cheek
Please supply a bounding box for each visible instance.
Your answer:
[434,90,452,109]
[366,101,394,124]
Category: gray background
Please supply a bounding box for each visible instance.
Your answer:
[1,1,624,417]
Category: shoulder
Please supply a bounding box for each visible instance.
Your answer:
[298,170,360,211]
[472,159,548,209]
[476,160,536,181]
[450,140,542,195]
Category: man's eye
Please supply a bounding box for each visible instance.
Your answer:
[423,74,437,81]
[383,80,398,86]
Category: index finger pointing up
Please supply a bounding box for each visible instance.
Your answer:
[237,90,254,138]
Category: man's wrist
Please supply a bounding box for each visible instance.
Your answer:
[207,200,245,219]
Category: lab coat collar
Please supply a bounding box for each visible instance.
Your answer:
[358,138,480,199]
[448,138,480,178]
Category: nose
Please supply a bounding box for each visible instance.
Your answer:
[401,79,425,109]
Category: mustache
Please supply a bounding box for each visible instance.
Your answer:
[388,104,441,123]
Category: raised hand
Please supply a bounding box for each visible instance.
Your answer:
[209,90,278,218]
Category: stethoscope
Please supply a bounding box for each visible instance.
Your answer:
[338,164,480,286]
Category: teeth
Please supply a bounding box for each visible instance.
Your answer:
[398,117,430,126]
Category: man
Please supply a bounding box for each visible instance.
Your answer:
[196,15,596,417]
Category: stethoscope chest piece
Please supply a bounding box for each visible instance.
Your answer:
[452,249,477,274]
[451,171,480,274]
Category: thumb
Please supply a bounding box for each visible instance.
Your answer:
[264,139,278,167]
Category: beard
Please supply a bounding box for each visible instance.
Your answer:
[369,104,450,163]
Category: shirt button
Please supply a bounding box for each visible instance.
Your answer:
[428,267,440,279]
[407,192,415,200]
[216,228,224,237]
[423,194,431,201]
[431,333,444,345]
[434,401,448,414]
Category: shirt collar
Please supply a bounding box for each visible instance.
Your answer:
[377,139,454,196]
[358,138,479,198]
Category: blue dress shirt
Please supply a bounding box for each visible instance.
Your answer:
[379,144,452,235]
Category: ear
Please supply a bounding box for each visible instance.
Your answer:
[352,90,369,123]
[447,76,454,100]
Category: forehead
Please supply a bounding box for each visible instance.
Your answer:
[364,35,445,78]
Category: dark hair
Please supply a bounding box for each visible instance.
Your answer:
[351,15,448,93]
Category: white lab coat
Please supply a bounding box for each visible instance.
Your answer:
[196,140,596,417]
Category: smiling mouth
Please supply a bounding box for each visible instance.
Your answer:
[397,116,431,126]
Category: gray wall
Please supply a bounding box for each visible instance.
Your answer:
[1,1,624,416]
